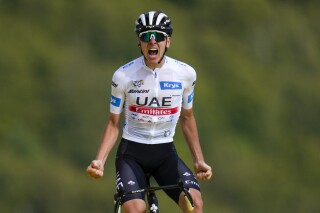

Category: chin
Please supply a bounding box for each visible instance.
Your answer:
[147,57,160,63]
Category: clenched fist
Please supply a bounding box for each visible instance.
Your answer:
[87,160,104,179]
[194,161,212,180]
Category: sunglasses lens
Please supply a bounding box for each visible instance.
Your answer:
[139,33,149,42]
[156,33,166,42]
[140,32,166,42]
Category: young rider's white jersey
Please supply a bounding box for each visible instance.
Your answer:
[110,56,196,144]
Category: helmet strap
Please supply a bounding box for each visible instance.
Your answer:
[157,46,167,64]
[138,42,145,59]
[157,39,169,64]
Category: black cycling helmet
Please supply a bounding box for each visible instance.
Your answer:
[134,10,173,36]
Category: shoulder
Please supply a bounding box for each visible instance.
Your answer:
[113,57,143,81]
[166,56,196,76]
[166,57,196,82]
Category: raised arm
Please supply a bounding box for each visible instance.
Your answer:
[86,112,121,179]
[179,108,212,180]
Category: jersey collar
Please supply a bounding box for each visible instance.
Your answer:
[140,56,168,71]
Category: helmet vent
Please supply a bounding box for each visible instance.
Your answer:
[155,13,167,25]
[138,14,146,26]
[148,11,156,25]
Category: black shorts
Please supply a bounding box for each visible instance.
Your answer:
[115,138,200,204]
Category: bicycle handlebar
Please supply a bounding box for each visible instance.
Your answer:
[178,181,195,211]
[114,179,194,213]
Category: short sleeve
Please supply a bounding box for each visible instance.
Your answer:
[110,70,126,114]
[182,66,196,109]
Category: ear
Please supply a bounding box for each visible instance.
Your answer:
[136,37,141,48]
[166,37,171,48]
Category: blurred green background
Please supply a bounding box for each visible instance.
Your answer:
[1,0,319,212]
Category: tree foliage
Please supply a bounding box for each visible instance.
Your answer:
[1,0,319,212]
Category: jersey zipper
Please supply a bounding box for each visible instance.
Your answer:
[150,69,159,143]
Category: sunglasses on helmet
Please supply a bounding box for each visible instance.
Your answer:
[139,31,168,42]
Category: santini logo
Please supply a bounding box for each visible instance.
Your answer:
[128,89,150,93]
[160,81,182,90]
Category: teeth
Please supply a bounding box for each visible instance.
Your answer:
[149,48,157,51]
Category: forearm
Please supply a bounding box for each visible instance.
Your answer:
[180,109,205,163]
[95,114,120,165]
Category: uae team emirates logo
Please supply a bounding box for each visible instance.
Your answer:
[128,105,178,115]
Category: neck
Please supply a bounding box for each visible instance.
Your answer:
[144,56,165,70]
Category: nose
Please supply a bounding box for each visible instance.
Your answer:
[148,34,157,43]
[149,37,157,44]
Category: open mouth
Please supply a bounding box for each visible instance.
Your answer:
[148,48,158,56]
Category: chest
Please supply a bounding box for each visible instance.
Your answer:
[126,70,185,107]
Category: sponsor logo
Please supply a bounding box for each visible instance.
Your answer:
[150,204,158,212]
[111,95,121,107]
[136,97,171,107]
[128,89,150,93]
[158,116,166,120]
[160,81,182,90]
[183,172,191,177]
[116,172,124,190]
[122,61,134,69]
[167,117,174,122]
[129,105,178,116]
[174,60,187,67]
[127,180,135,185]
[112,81,118,88]
[185,180,200,188]
[133,80,144,88]
[164,130,171,137]
[188,91,194,103]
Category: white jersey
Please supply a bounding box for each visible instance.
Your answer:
[110,56,196,144]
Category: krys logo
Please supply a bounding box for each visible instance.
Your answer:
[110,95,121,107]
[160,81,182,90]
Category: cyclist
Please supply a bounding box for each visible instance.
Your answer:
[87,10,212,213]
